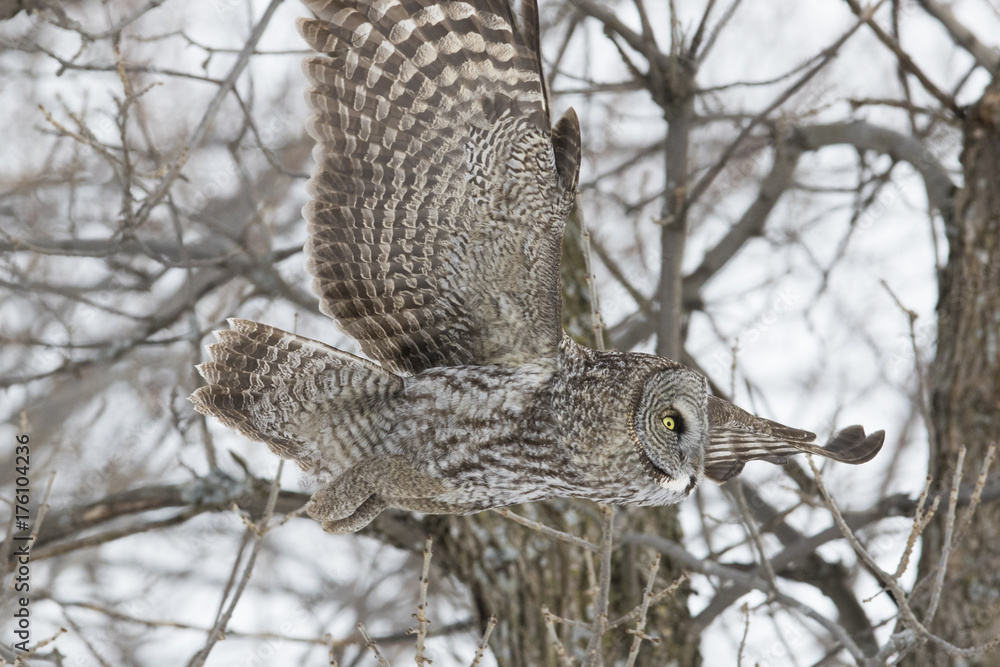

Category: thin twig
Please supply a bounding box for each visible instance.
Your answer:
[469,616,497,667]
[808,455,1000,661]
[953,443,996,541]
[327,632,339,666]
[15,626,66,660]
[81,0,168,41]
[133,0,285,225]
[583,504,615,666]
[28,472,57,547]
[688,0,718,60]
[735,480,778,595]
[922,446,965,625]
[32,509,203,561]
[695,0,745,63]
[62,610,113,667]
[55,599,356,645]
[610,574,687,629]
[892,474,938,580]
[186,461,284,667]
[737,603,750,667]
[55,602,478,653]
[492,507,599,552]
[843,0,964,116]
[357,623,392,667]
[624,554,661,667]
[915,0,1000,72]
[413,536,434,665]
[588,236,653,314]
[683,1,883,215]
[544,609,594,633]
[626,531,868,661]
[542,606,575,667]
[881,279,935,446]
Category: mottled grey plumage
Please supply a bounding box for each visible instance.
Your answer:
[190,0,884,533]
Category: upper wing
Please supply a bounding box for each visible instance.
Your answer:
[299,0,581,375]
[704,395,885,483]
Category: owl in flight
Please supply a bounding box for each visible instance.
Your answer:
[191,0,884,533]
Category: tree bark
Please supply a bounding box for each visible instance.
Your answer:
[363,205,699,667]
[918,74,1000,666]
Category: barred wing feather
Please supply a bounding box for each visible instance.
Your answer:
[299,0,581,374]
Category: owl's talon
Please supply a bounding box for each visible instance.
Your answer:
[306,470,373,526]
[319,494,388,533]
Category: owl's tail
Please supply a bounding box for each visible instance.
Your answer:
[190,319,403,471]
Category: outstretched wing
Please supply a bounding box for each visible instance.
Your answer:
[299,0,581,375]
[704,395,885,483]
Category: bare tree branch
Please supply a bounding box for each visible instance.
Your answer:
[915,0,1000,74]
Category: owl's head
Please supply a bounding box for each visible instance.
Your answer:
[628,367,709,495]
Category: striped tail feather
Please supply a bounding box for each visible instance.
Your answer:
[190,318,402,472]
[705,396,885,483]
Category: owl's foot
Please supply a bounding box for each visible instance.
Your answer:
[306,458,452,533]
[319,494,388,533]
[306,470,378,532]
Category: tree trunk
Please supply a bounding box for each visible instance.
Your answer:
[369,205,699,666]
[918,74,1000,666]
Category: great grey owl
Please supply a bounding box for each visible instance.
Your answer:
[190,0,884,533]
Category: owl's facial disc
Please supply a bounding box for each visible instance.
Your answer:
[630,368,709,492]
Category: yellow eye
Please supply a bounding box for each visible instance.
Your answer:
[662,416,676,430]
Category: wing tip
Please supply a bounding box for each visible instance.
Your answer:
[552,107,581,192]
[704,460,746,484]
[822,426,886,464]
